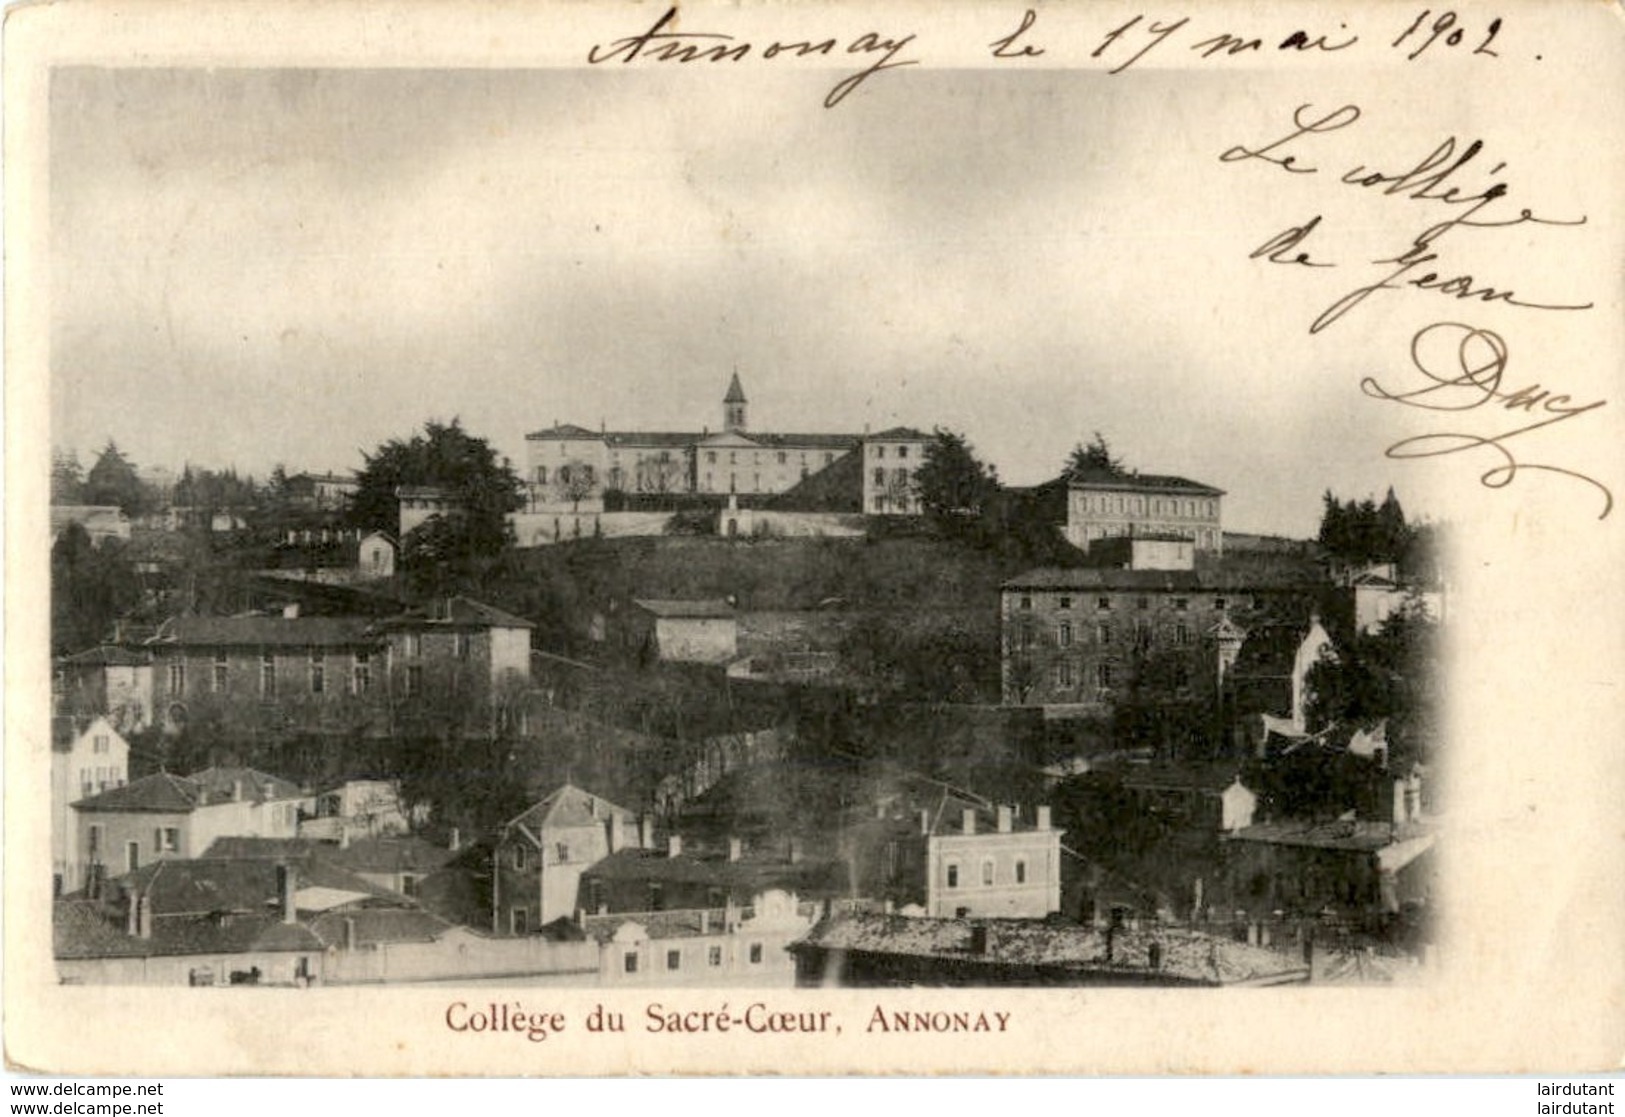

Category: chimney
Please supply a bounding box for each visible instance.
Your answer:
[126,890,141,936]
[605,818,619,855]
[639,814,654,849]
[343,917,356,951]
[997,805,1012,833]
[788,837,803,865]
[668,834,683,859]
[962,808,976,835]
[277,863,297,924]
[699,910,710,934]
[339,826,351,850]
[1036,805,1052,831]
[919,809,930,836]
[728,836,743,863]
[448,827,461,853]
[232,779,243,802]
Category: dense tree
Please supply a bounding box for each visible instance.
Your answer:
[913,428,1000,525]
[1062,432,1125,479]
[1317,487,1414,566]
[51,522,141,654]
[1304,603,1439,765]
[351,419,525,560]
[82,441,149,517]
[51,449,85,504]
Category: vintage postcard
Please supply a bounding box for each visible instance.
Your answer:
[5,0,1622,1077]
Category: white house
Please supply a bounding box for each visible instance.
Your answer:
[53,715,130,895]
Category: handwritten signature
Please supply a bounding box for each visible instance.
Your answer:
[1361,322,1612,518]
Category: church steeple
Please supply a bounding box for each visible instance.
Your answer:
[723,371,747,433]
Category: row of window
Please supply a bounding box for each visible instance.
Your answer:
[78,767,125,799]
[624,942,766,973]
[1017,593,1238,612]
[1075,494,1218,519]
[1016,621,1194,648]
[944,859,1029,889]
[1038,660,1191,691]
[871,467,911,486]
[870,445,914,460]
[164,635,476,697]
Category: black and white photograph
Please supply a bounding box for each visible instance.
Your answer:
[7,0,1622,1076]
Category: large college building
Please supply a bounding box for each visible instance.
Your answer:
[524,375,931,515]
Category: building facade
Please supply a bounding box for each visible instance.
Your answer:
[493,785,645,934]
[52,715,131,894]
[71,767,310,887]
[1063,472,1225,554]
[860,427,932,515]
[523,376,921,513]
[998,567,1319,713]
[925,804,1062,919]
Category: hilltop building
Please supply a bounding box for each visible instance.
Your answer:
[1053,469,1225,556]
[523,375,926,514]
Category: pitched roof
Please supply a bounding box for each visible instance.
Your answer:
[868,426,932,440]
[191,766,306,804]
[526,423,605,441]
[72,772,203,813]
[1064,469,1225,496]
[58,645,150,667]
[372,596,534,630]
[506,784,635,837]
[54,855,445,960]
[149,614,375,648]
[1117,763,1250,795]
[724,372,747,403]
[633,598,735,619]
[604,430,700,449]
[325,836,457,876]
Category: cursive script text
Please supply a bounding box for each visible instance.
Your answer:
[1361,322,1612,518]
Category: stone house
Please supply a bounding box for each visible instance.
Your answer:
[54,646,154,735]
[492,785,645,935]
[623,598,738,666]
[71,766,311,887]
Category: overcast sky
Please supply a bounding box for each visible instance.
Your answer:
[51,63,1579,537]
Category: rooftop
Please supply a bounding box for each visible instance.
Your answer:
[793,915,1307,986]
[148,614,375,649]
[633,598,735,619]
[74,767,306,813]
[57,645,150,668]
[372,595,534,631]
[1002,567,1314,592]
[505,783,636,838]
[1063,468,1225,496]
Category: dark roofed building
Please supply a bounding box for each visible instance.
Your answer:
[1060,467,1226,554]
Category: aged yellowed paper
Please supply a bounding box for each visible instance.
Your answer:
[6,0,1623,1075]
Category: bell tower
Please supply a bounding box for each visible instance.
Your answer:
[723,371,747,433]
